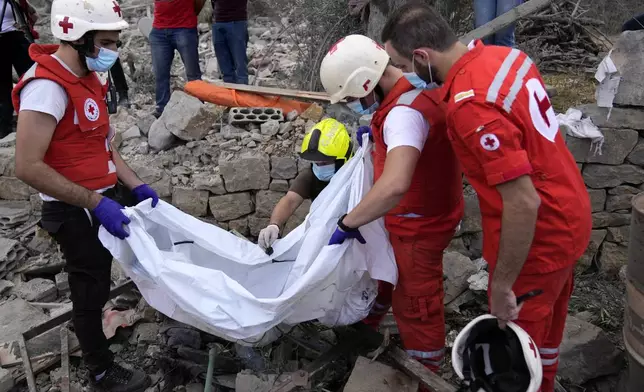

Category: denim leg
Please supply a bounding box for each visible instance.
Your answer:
[473,0,497,45]
[229,21,249,84]
[213,23,236,83]
[149,28,175,113]
[494,0,522,47]
[174,28,202,81]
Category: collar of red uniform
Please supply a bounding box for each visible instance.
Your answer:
[379,76,415,107]
[439,39,485,102]
[29,43,85,85]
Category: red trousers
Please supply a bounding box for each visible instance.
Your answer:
[491,265,574,392]
[365,232,452,372]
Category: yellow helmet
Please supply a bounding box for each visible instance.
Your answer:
[300,118,353,165]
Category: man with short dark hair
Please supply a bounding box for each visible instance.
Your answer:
[381,4,591,391]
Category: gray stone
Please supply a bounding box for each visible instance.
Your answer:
[588,189,606,212]
[592,212,631,228]
[0,200,30,229]
[607,226,630,244]
[297,159,311,174]
[279,122,293,135]
[299,103,324,122]
[172,187,210,217]
[127,160,164,185]
[219,153,270,192]
[343,356,417,392]
[566,129,638,164]
[0,177,34,200]
[270,156,297,180]
[148,119,177,151]
[0,279,13,295]
[443,252,479,304]
[193,173,226,195]
[221,125,246,140]
[235,371,278,392]
[162,92,223,142]
[0,367,14,392]
[283,199,312,236]
[269,180,289,192]
[606,193,635,212]
[579,104,644,130]
[255,191,285,218]
[122,126,142,141]
[55,272,69,293]
[137,115,157,136]
[583,164,644,188]
[151,176,172,199]
[228,217,249,237]
[165,327,201,349]
[186,383,205,392]
[611,30,644,106]
[577,230,607,271]
[286,110,298,122]
[558,315,623,384]
[130,323,160,344]
[0,298,48,344]
[248,214,271,237]
[209,193,253,222]
[458,189,482,234]
[609,185,641,195]
[13,278,57,302]
[220,140,237,149]
[260,120,280,137]
[0,147,15,176]
[598,241,629,272]
[627,137,644,167]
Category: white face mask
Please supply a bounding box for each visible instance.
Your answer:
[312,163,335,181]
[411,52,439,90]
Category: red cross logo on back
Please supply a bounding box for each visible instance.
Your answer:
[534,91,552,128]
[58,17,74,34]
[528,341,538,358]
[112,1,122,17]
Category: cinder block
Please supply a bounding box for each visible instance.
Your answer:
[229,107,284,125]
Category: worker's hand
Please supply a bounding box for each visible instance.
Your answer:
[258,224,280,250]
[357,126,373,147]
[489,285,522,329]
[328,226,366,245]
[132,184,159,207]
[93,197,131,240]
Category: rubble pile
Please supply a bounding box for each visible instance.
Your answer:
[517,0,612,73]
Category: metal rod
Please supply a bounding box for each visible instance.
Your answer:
[204,347,217,392]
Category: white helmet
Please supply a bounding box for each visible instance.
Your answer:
[452,315,543,392]
[319,34,390,104]
[51,0,129,41]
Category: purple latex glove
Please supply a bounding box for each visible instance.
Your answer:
[356,126,373,147]
[328,227,367,245]
[93,197,131,239]
[132,184,159,207]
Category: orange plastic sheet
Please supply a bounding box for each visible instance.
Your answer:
[184,80,312,114]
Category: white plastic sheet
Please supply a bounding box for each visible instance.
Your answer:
[556,108,605,155]
[99,136,398,345]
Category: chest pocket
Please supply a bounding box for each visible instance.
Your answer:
[67,77,110,137]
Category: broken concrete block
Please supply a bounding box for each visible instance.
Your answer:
[0,298,48,343]
[161,91,223,142]
[0,237,27,278]
[558,315,623,385]
[592,212,631,228]
[343,356,418,392]
[235,371,278,392]
[299,103,324,122]
[0,176,34,200]
[229,107,283,125]
[209,192,254,222]
[172,187,210,217]
[12,278,57,302]
[260,120,280,137]
[579,104,644,131]
[443,252,479,304]
[0,367,14,392]
[165,327,201,349]
[0,279,13,295]
[193,173,226,195]
[566,129,638,165]
[598,241,629,272]
[611,30,644,106]
[0,200,30,230]
[0,147,15,176]
[55,272,69,293]
[583,164,644,188]
[269,179,289,192]
[219,153,270,192]
[255,190,285,218]
[130,323,160,344]
[270,156,297,180]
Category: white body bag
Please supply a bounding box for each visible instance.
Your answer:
[99,136,398,345]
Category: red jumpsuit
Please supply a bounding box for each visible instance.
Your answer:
[440,40,592,391]
[364,77,464,372]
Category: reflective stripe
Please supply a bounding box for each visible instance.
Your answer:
[407,348,445,359]
[486,48,521,104]
[539,347,559,355]
[108,160,116,174]
[397,88,424,106]
[420,358,442,367]
[395,213,423,218]
[502,56,533,113]
[541,356,559,366]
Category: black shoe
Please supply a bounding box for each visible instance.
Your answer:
[117,91,131,109]
[92,362,150,392]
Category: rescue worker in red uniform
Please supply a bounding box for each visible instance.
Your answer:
[381,4,592,391]
[319,34,464,372]
[12,0,155,390]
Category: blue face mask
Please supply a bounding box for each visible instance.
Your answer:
[346,100,380,115]
[86,46,119,72]
[312,163,336,182]
[403,72,428,89]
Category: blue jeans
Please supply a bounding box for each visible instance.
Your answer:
[150,27,202,113]
[473,0,522,47]
[212,21,249,84]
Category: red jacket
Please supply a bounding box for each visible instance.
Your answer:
[371,78,464,238]
[441,40,591,274]
[12,44,117,191]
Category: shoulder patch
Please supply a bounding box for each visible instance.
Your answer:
[453,89,475,103]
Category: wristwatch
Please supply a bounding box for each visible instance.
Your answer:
[337,214,359,232]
